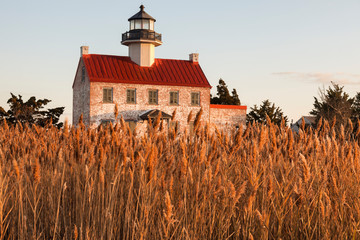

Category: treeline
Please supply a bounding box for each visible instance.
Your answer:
[211,80,360,129]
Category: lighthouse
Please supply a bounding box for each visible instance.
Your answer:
[121,5,162,67]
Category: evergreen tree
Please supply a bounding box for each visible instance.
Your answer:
[351,92,360,133]
[210,79,241,105]
[246,99,288,126]
[0,93,65,128]
[352,92,360,121]
[310,82,353,128]
[0,107,6,117]
[231,89,241,105]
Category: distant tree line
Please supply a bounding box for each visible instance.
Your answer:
[2,81,359,130]
[211,79,360,130]
[211,78,288,126]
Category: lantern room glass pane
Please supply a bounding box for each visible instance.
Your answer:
[143,19,149,30]
[135,20,141,29]
[130,20,135,30]
[149,20,154,30]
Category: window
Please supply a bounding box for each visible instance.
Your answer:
[103,88,113,103]
[143,19,150,29]
[130,19,152,30]
[135,19,141,29]
[149,20,154,30]
[148,90,158,104]
[127,89,136,104]
[191,92,200,106]
[126,121,137,132]
[81,67,85,82]
[170,91,179,105]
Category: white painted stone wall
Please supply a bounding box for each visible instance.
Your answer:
[88,82,211,130]
[129,43,155,66]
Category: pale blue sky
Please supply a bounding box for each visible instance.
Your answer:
[1,0,359,123]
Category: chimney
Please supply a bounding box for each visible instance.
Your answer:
[189,53,199,63]
[80,46,89,56]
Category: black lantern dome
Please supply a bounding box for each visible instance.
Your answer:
[128,5,156,22]
[122,5,162,46]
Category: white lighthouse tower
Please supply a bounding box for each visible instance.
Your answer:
[121,5,162,67]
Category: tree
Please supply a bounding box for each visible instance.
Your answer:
[246,99,288,126]
[310,82,353,128]
[352,92,360,121]
[210,79,241,105]
[351,92,360,134]
[0,93,65,128]
[231,89,241,105]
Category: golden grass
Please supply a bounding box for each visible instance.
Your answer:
[0,118,360,239]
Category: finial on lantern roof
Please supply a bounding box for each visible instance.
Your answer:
[128,5,156,21]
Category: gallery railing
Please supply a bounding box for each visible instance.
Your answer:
[122,30,162,42]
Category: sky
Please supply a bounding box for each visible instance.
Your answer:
[0,0,359,123]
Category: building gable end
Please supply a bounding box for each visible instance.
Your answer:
[73,58,90,89]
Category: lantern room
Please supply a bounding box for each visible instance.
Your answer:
[129,18,154,31]
[121,5,162,67]
[122,5,162,47]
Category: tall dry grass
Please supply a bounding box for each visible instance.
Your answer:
[0,116,360,239]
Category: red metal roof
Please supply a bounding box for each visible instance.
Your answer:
[210,104,247,110]
[81,54,211,88]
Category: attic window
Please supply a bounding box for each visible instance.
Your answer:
[103,88,113,103]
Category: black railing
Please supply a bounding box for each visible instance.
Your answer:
[122,30,162,42]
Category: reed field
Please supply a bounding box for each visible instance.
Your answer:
[0,114,360,239]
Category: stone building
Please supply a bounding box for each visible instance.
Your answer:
[73,5,246,131]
